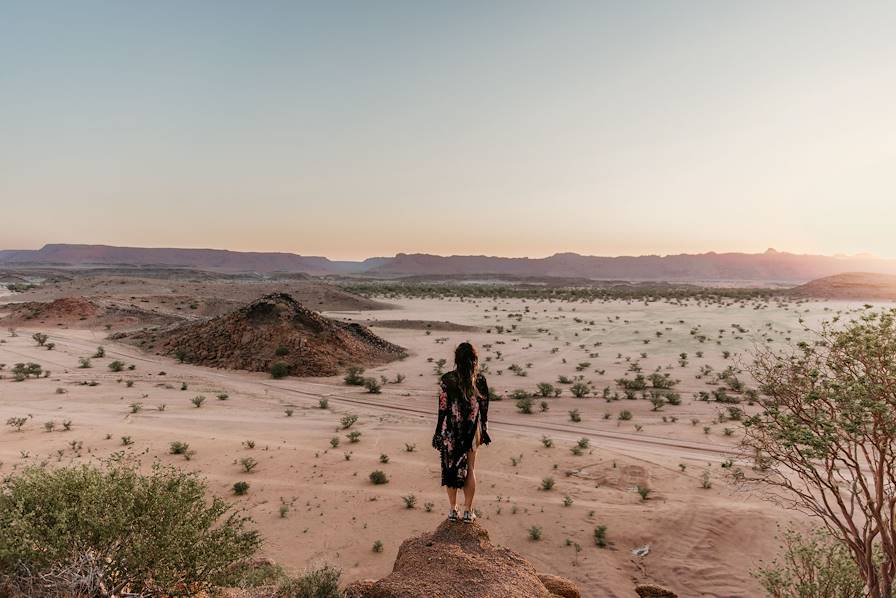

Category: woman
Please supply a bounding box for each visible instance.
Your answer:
[432,342,491,523]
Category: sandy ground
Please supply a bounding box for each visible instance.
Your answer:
[0,294,885,597]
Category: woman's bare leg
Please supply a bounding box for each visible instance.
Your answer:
[462,449,477,511]
[446,487,458,512]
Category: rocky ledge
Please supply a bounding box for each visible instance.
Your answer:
[344,519,581,598]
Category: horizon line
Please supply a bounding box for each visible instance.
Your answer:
[1,243,888,263]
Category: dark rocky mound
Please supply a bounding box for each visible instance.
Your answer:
[2,297,103,322]
[344,520,581,598]
[127,293,405,376]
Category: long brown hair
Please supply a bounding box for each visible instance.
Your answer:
[454,342,480,399]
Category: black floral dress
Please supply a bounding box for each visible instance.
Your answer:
[432,371,491,488]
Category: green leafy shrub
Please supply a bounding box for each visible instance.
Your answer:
[594,525,608,548]
[754,528,864,598]
[0,461,259,595]
[363,377,382,394]
[275,565,343,597]
[270,362,290,379]
[343,366,365,386]
[169,441,190,455]
[570,381,590,398]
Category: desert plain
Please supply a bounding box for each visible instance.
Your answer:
[0,275,886,597]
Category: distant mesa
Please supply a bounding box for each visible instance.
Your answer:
[344,519,585,598]
[790,272,896,300]
[124,293,405,377]
[4,243,896,283]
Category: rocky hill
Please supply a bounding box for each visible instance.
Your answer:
[124,293,405,376]
[344,520,582,598]
[342,520,677,598]
[790,272,896,301]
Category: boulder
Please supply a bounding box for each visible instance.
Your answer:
[343,520,580,598]
[635,583,678,598]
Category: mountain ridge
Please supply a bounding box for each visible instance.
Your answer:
[3,243,896,283]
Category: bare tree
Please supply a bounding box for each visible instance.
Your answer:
[743,309,896,598]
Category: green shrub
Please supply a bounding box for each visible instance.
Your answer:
[536,382,556,397]
[169,441,190,455]
[363,377,382,394]
[570,381,590,398]
[0,461,259,595]
[108,360,125,372]
[13,362,42,379]
[594,525,608,547]
[509,389,531,402]
[270,362,290,379]
[6,417,27,432]
[216,559,285,589]
[369,470,388,485]
[754,528,864,598]
[636,485,651,501]
[276,565,343,597]
[233,481,250,495]
[343,366,365,385]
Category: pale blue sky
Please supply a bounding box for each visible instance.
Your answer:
[2,1,894,259]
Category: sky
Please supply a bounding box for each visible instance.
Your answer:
[1,1,895,260]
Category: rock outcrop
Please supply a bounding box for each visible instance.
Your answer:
[635,584,678,597]
[3,297,102,322]
[344,520,580,598]
[126,293,405,376]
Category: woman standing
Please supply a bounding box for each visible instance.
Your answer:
[432,342,491,523]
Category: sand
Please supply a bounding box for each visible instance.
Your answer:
[0,294,883,597]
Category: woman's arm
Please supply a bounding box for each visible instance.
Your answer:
[477,375,491,445]
[432,382,448,449]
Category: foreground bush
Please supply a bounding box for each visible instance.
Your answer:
[754,527,865,598]
[276,565,343,597]
[0,460,261,596]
